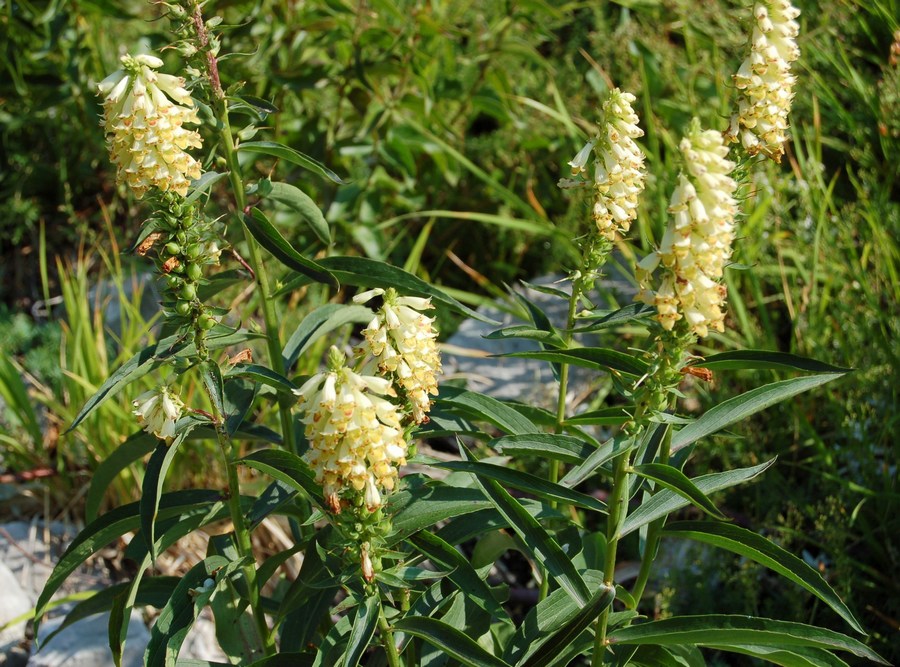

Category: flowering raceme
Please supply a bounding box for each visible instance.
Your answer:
[636,121,738,337]
[726,0,801,162]
[354,288,442,424]
[97,53,203,198]
[294,351,409,513]
[559,88,645,240]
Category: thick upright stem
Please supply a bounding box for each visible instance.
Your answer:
[378,605,403,667]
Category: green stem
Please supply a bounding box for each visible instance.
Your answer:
[629,424,673,605]
[216,105,298,453]
[378,604,403,667]
[539,282,580,602]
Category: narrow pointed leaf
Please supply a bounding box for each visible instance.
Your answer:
[388,484,492,542]
[560,434,639,489]
[238,141,346,184]
[563,406,632,427]
[342,596,379,667]
[243,207,336,286]
[141,438,190,560]
[392,617,512,667]
[571,303,655,332]
[521,583,616,667]
[409,531,511,622]
[704,644,851,666]
[461,444,591,605]
[672,374,846,453]
[621,460,776,537]
[86,431,156,522]
[490,433,596,464]
[437,389,536,435]
[313,256,494,323]
[664,521,864,633]
[185,171,228,204]
[607,616,886,664]
[697,351,851,373]
[225,364,297,394]
[67,328,262,432]
[631,464,727,520]
[282,303,374,368]
[239,449,323,506]
[34,490,221,641]
[261,180,331,244]
[436,461,607,514]
[497,348,647,376]
[145,556,249,667]
[483,325,565,347]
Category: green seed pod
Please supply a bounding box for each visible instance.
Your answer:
[186,263,203,281]
[198,313,217,330]
[175,300,192,317]
[166,275,181,290]
[179,283,197,300]
[176,231,187,244]
[185,243,202,259]
[165,242,181,256]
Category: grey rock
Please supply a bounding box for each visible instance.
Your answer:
[444,272,634,408]
[28,611,149,667]
[0,562,32,667]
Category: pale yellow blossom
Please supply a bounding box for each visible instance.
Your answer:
[726,0,801,162]
[132,386,184,441]
[97,53,203,197]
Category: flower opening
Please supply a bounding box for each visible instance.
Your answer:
[133,386,184,441]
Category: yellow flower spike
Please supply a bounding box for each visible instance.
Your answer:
[636,121,738,338]
[726,0,801,162]
[97,53,203,197]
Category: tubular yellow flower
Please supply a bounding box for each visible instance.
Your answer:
[726,0,801,162]
[97,53,203,198]
[559,88,645,240]
[636,121,738,337]
[293,351,408,513]
[354,288,442,424]
[132,386,184,442]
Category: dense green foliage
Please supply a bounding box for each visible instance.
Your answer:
[1,0,897,664]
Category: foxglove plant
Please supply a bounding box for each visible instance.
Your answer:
[33,2,887,667]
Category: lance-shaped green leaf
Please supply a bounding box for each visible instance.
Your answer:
[704,644,851,666]
[671,374,846,453]
[225,364,297,394]
[520,583,616,667]
[563,406,633,427]
[282,303,374,369]
[621,460,775,538]
[39,576,178,647]
[570,302,655,332]
[560,433,639,489]
[388,484,492,543]
[483,325,565,347]
[34,490,221,642]
[259,179,330,244]
[392,617,513,667]
[496,348,647,376]
[664,521,864,634]
[145,556,249,667]
[460,444,590,605]
[67,328,263,432]
[436,389,537,435]
[86,431,156,522]
[238,141,346,184]
[490,433,596,464]
[436,460,607,514]
[239,449,323,506]
[696,351,852,374]
[409,531,511,622]
[342,596,379,667]
[607,615,887,664]
[141,434,194,560]
[631,464,727,521]
[184,171,228,205]
[243,207,336,287]
[313,256,494,323]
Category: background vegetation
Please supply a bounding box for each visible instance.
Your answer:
[1,0,897,662]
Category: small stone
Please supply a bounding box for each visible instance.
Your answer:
[28,612,149,667]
